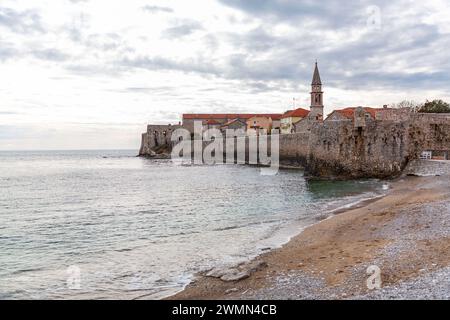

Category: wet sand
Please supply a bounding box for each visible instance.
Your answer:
[168,174,450,300]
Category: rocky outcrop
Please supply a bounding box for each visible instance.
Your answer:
[139,124,182,157]
[205,261,268,282]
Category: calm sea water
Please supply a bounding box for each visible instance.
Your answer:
[0,150,385,299]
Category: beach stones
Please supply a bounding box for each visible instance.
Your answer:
[225,288,239,294]
[221,271,251,282]
[205,267,230,278]
[205,261,268,282]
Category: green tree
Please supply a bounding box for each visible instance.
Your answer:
[418,99,450,113]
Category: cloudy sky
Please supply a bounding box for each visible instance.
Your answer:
[1,0,450,150]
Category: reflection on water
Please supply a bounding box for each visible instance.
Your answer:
[0,150,384,299]
[306,179,381,199]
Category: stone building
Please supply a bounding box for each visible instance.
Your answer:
[293,62,325,133]
[220,119,247,135]
[309,62,324,120]
[246,115,280,134]
[326,107,385,123]
[182,114,282,133]
[280,108,310,134]
[203,119,221,131]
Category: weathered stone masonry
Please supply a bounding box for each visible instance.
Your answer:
[279,120,410,178]
[139,124,182,156]
[139,112,450,179]
[277,112,450,178]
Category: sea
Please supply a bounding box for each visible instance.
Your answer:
[0,150,387,299]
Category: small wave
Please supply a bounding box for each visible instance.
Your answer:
[213,225,242,232]
[212,219,283,232]
[11,267,44,275]
[328,194,385,215]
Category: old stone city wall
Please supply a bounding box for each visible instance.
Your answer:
[139,113,450,179]
[408,113,450,156]
[139,124,182,155]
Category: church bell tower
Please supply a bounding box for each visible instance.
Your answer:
[310,62,323,120]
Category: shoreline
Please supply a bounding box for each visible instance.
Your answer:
[167,174,450,300]
[146,182,387,300]
[153,187,386,300]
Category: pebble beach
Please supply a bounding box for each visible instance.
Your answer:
[169,173,450,300]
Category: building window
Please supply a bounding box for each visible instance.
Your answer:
[420,151,432,160]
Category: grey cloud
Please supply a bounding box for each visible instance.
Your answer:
[65,63,120,76]
[223,53,300,81]
[0,39,71,63]
[112,86,176,96]
[85,33,122,51]
[61,12,90,42]
[0,40,71,63]
[227,27,277,52]
[217,0,392,28]
[31,48,69,62]
[0,111,20,115]
[207,4,445,91]
[66,25,82,42]
[154,110,183,122]
[142,5,174,13]
[120,19,447,92]
[120,55,220,76]
[317,23,445,89]
[162,20,203,38]
[0,44,17,61]
[61,13,133,56]
[53,0,450,95]
[243,81,279,93]
[0,7,45,34]
[224,26,315,56]
[202,34,219,53]
[343,71,450,91]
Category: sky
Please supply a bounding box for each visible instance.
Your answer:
[1,0,450,150]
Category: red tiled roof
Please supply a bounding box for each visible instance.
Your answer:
[282,110,293,117]
[281,108,310,119]
[247,114,282,121]
[183,113,282,120]
[221,118,245,127]
[205,119,220,125]
[331,107,388,120]
[334,107,356,119]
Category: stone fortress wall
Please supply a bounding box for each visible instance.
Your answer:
[139,124,182,156]
[278,110,450,178]
[404,159,450,177]
[139,110,450,178]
